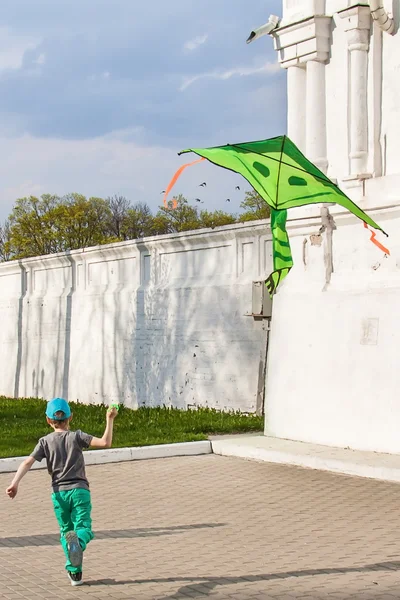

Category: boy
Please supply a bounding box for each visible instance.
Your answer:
[5,397,118,587]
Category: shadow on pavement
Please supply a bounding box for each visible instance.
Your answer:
[85,561,400,598]
[0,522,226,548]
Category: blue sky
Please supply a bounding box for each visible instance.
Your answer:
[0,0,286,221]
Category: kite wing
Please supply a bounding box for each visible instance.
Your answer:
[179,135,387,235]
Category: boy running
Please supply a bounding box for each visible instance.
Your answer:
[5,397,118,587]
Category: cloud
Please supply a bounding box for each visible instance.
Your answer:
[184,34,208,52]
[180,60,281,91]
[3,181,45,203]
[0,0,286,221]
[0,130,250,221]
[88,71,111,82]
[0,131,176,219]
[0,27,41,72]
[0,0,285,144]
[34,53,46,65]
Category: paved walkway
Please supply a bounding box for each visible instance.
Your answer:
[1,455,400,599]
[212,434,400,483]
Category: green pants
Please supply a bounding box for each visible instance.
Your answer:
[51,488,94,573]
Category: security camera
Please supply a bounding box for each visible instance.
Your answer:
[246,15,280,44]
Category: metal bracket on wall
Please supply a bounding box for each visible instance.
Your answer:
[245,280,273,319]
[342,172,372,195]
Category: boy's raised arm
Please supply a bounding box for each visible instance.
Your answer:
[6,456,36,499]
[89,407,118,449]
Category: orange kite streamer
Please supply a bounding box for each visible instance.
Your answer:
[364,222,390,255]
[163,157,205,208]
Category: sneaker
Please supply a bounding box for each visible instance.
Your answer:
[67,571,83,587]
[65,531,83,568]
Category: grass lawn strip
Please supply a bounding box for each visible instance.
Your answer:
[0,397,263,459]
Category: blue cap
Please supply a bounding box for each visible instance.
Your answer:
[46,398,71,420]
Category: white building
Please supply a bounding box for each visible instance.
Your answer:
[263,0,400,453]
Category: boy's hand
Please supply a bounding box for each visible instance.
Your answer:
[106,407,118,420]
[6,484,18,499]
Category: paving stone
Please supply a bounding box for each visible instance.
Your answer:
[1,455,400,598]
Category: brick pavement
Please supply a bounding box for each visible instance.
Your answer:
[1,455,400,599]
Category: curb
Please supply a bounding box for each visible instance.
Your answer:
[0,440,212,474]
[211,439,400,484]
[4,435,400,484]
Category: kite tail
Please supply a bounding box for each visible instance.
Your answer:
[163,157,206,208]
[363,222,390,255]
[266,209,293,298]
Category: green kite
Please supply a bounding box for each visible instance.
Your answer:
[164,135,388,296]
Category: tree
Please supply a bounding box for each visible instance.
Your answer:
[106,195,132,239]
[7,194,114,259]
[239,190,270,222]
[8,194,63,258]
[154,195,201,234]
[121,202,154,240]
[1,189,270,263]
[0,219,12,261]
[55,194,113,250]
[149,214,171,236]
[199,210,237,229]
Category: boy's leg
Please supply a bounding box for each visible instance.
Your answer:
[70,489,94,551]
[51,492,81,574]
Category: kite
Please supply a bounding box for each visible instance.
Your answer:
[163,135,389,296]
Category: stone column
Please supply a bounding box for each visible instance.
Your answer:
[273,16,332,171]
[339,5,371,178]
[306,59,328,173]
[287,65,306,152]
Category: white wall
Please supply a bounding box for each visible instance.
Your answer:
[265,205,400,453]
[0,221,273,412]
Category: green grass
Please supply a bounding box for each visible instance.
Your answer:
[0,396,263,458]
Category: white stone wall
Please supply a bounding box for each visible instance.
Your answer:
[265,0,400,452]
[0,221,272,412]
[265,205,400,454]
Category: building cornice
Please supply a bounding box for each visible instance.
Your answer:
[272,15,332,67]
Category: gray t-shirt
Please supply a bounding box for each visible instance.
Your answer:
[31,430,93,492]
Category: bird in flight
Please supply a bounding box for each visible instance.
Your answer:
[199,182,207,187]
[161,190,166,194]
[195,198,202,202]
[235,186,240,190]
[226,199,231,202]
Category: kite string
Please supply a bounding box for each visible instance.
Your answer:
[363,222,390,255]
[163,157,206,209]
